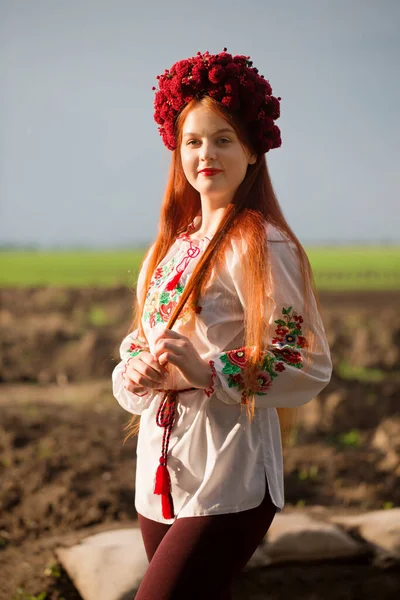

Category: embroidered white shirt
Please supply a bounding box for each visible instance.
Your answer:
[112,217,332,524]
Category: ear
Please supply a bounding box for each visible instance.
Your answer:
[248,153,257,165]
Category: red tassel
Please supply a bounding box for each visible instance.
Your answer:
[162,492,175,519]
[165,270,182,291]
[154,463,171,496]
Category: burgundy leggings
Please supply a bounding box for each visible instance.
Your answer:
[135,482,277,600]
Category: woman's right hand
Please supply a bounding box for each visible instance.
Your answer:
[123,351,168,394]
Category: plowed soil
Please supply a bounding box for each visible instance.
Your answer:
[0,288,399,599]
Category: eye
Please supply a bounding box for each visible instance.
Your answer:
[187,139,200,146]
[218,138,231,144]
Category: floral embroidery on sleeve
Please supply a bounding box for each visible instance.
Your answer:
[218,306,308,397]
[126,341,147,358]
[271,305,308,351]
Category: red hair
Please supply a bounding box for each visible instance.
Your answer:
[124,96,321,444]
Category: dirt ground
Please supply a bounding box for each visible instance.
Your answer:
[0,288,399,599]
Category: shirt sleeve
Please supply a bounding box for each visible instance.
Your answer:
[111,244,158,415]
[210,228,333,408]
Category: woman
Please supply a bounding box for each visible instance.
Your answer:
[112,49,332,599]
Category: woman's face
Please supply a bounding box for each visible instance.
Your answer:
[180,104,256,204]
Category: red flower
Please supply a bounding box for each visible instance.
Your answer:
[225,62,241,77]
[265,95,280,119]
[255,371,272,393]
[159,301,176,322]
[275,326,289,337]
[275,362,285,372]
[224,77,240,96]
[129,342,141,353]
[298,336,307,348]
[270,125,282,147]
[258,78,272,96]
[173,60,191,78]
[277,348,302,365]
[208,65,225,84]
[227,348,248,368]
[221,95,241,111]
[154,267,163,279]
[231,373,245,386]
[191,63,207,85]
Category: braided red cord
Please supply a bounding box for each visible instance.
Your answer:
[154,387,195,519]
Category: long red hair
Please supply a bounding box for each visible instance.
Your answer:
[124,96,320,445]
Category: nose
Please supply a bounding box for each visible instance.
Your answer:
[199,140,217,162]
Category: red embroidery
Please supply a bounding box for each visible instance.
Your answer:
[165,241,200,291]
[204,360,217,398]
[121,357,133,380]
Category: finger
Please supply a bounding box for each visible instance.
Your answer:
[157,351,183,369]
[154,339,185,355]
[158,340,184,352]
[124,381,145,394]
[139,353,168,376]
[124,381,156,395]
[128,361,165,385]
[155,329,187,343]
[125,369,164,389]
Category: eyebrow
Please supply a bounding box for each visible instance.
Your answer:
[182,128,234,138]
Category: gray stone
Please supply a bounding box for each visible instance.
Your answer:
[248,513,366,567]
[331,509,400,559]
[56,528,148,600]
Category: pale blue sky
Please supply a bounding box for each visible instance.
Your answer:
[0,0,398,248]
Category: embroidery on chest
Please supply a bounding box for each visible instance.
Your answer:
[143,243,201,329]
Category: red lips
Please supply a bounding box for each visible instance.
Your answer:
[199,169,222,176]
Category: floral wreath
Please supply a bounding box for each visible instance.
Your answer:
[152,48,282,155]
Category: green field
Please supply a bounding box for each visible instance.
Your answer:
[0,247,399,290]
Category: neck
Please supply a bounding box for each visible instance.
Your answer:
[195,199,230,238]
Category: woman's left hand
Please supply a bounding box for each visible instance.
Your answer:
[153,329,213,390]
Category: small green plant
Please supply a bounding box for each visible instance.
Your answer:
[286,423,300,447]
[382,501,394,510]
[12,588,47,600]
[36,442,53,460]
[338,429,362,448]
[88,305,110,327]
[337,362,390,383]
[296,499,306,507]
[44,561,61,578]
[298,465,319,481]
